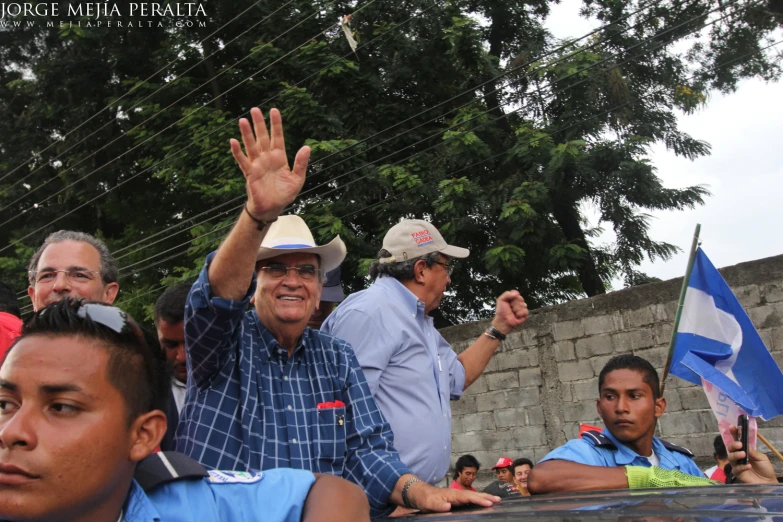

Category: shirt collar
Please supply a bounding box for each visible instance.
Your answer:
[374,276,426,317]
[252,308,307,362]
[122,480,161,522]
[171,377,186,389]
[599,428,662,466]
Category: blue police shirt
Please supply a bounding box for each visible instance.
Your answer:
[321,276,465,484]
[540,429,705,477]
[122,468,314,522]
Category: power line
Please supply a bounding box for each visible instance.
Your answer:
[12,0,766,302]
[13,0,753,303]
[0,0,301,197]
[0,0,278,185]
[0,4,327,215]
[73,0,674,271]
[0,0,437,254]
[73,36,782,316]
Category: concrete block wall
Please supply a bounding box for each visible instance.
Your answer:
[440,253,783,487]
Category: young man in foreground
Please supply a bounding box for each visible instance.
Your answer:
[0,299,369,522]
[528,354,715,494]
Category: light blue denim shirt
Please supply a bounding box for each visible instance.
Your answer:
[322,276,466,484]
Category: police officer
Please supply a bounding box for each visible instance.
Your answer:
[0,299,369,522]
[527,355,706,494]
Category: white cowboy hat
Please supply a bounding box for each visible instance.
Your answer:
[256,215,346,273]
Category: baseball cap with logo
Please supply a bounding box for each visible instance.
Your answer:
[491,457,514,470]
[377,219,470,264]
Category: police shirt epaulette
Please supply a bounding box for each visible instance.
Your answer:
[581,430,618,450]
[659,439,695,457]
[135,451,210,492]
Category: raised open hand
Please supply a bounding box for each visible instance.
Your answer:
[230,107,310,222]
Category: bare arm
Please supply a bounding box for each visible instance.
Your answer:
[527,460,628,495]
[303,474,370,522]
[209,107,310,300]
[458,290,529,389]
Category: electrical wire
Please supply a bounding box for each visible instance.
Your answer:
[0,0,281,184]
[13,0,769,303]
[56,36,782,315]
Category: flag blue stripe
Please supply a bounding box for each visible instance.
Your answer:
[670,248,783,420]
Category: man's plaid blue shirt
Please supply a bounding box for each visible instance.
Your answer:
[175,253,410,517]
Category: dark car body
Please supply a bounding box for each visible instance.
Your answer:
[383,485,783,521]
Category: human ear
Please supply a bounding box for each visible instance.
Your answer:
[104,282,120,304]
[654,396,666,418]
[413,259,428,285]
[128,410,168,462]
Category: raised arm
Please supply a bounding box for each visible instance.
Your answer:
[527,460,628,495]
[209,107,310,300]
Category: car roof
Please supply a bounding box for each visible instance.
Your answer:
[383,485,783,521]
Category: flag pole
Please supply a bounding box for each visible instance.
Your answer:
[758,432,783,464]
[660,224,701,397]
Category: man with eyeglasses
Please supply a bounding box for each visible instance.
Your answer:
[322,220,530,486]
[27,230,119,312]
[0,299,370,522]
[175,107,499,517]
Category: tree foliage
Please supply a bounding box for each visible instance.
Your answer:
[0,0,779,325]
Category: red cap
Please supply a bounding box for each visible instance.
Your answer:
[491,457,513,469]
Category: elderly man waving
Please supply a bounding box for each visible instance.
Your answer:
[322,220,530,484]
[175,107,499,517]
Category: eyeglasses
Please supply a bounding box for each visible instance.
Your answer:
[259,263,322,282]
[31,269,99,285]
[433,261,454,275]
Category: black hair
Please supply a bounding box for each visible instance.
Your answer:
[714,434,728,460]
[453,454,481,479]
[598,354,661,399]
[154,283,192,325]
[511,458,534,474]
[7,299,170,425]
[0,281,21,319]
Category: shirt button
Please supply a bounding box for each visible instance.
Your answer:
[283,376,289,381]
[292,438,297,444]
[287,405,292,410]
[278,349,284,354]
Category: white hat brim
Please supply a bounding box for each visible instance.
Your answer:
[256,236,347,273]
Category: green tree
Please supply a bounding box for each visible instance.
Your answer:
[0,0,779,325]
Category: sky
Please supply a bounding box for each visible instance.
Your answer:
[544,0,783,288]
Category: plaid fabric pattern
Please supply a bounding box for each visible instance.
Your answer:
[175,253,410,517]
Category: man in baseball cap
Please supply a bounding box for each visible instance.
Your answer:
[322,218,530,485]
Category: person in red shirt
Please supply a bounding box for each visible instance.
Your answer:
[449,455,480,491]
[704,435,729,483]
[0,281,22,360]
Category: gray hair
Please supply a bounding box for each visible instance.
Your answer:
[28,230,119,285]
[368,249,442,281]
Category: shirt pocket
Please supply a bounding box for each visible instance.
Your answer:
[312,407,348,473]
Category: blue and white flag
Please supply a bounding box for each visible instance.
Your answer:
[670,247,783,420]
